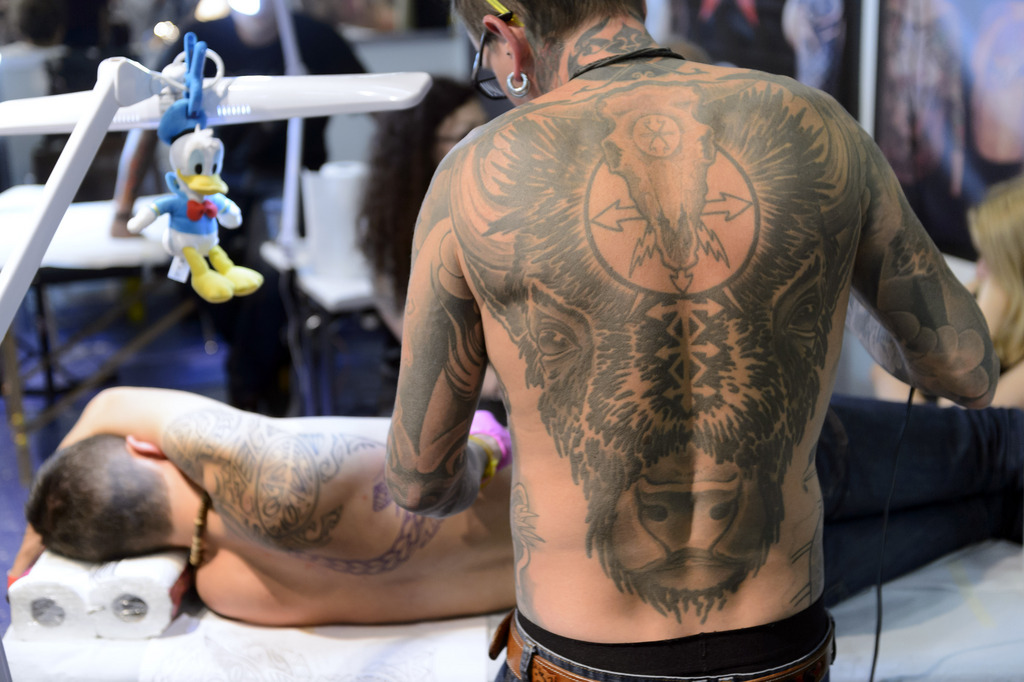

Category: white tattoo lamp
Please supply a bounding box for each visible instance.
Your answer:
[0,56,431,339]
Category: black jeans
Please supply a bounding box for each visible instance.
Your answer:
[820,395,1024,605]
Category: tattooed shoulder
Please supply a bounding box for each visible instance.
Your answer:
[165,410,383,551]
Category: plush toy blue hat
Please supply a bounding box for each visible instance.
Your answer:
[157,32,209,145]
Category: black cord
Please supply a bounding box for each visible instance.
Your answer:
[280,264,313,414]
[868,386,915,682]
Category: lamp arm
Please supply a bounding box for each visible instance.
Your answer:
[0,58,157,337]
[271,0,307,254]
[278,117,305,253]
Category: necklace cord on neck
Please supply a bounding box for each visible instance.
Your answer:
[568,47,686,81]
[189,492,212,569]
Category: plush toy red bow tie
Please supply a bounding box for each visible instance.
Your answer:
[187,199,218,220]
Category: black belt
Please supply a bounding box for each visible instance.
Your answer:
[490,610,835,682]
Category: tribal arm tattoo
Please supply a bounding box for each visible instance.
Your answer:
[162,407,434,568]
[384,162,490,518]
[848,127,998,407]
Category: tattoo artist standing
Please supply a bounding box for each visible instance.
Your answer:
[384,1,999,680]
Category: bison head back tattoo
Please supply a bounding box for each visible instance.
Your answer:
[455,79,856,619]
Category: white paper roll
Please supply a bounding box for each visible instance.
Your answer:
[7,552,97,640]
[88,550,190,640]
[300,160,370,279]
[8,550,190,641]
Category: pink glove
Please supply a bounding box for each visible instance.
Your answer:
[470,409,512,472]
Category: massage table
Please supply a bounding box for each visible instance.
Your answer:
[4,540,1022,681]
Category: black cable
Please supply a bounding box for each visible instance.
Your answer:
[868,386,915,682]
[280,263,313,415]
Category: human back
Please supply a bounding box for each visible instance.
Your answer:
[388,0,996,674]
[185,413,516,626]
[447,52,865,642]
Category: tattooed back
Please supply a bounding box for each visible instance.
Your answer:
[442,59,871,640]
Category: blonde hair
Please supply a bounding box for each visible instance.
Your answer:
[968,175,1024,369]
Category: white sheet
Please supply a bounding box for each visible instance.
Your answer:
[140,611,503,682]
[5,608,506,681]
[830,540,1024,681]
[4,541,1021,681]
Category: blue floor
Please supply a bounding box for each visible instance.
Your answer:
[0,275,396,635]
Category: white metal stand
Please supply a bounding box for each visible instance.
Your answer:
[271,0,308,253]
[0,58,153,340]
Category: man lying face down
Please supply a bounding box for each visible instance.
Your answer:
[10,387,1022,630]
[14,387,515,627]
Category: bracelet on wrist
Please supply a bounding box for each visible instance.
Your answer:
[469,434,500,488]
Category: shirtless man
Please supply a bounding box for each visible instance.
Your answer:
[11,386,514,627]
[383,1,998,680]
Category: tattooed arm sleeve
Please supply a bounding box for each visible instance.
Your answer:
[162,407,388,552]
[58,386,225,454]
[61,386,275,500]
[849,128,998,408]
[385,162,490,518]
[59,387,402,555]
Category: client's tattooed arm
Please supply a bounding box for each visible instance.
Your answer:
[161,404,445,574]
[61,387,443,571]
[162,407,377,554]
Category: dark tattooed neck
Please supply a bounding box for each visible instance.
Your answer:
[535,43,566,93]
[564,16,658,81]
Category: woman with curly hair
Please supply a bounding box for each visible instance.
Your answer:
[358,77,489,339]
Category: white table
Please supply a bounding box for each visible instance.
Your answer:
[0,185,192,482]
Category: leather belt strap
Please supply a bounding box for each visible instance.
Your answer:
[490,611,835,682]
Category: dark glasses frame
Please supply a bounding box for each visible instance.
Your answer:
[471,12,516,100]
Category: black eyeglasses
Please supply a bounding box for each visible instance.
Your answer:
[471,13,516,100]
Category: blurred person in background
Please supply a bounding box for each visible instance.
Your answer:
[357,76,506,420]
[110,0,365,416]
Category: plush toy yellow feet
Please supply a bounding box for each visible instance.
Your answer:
[183,247,235,303]
[209,246,263,297]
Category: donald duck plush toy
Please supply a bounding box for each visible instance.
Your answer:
[128,33,263,304]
